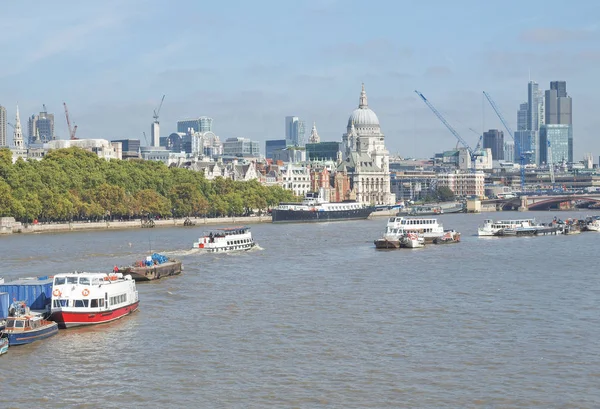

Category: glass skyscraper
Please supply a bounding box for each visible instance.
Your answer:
[177,117,213,133]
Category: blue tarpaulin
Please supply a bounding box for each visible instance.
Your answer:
[0,277,53,310]
[151,253,169,264]
[0,292,9,319]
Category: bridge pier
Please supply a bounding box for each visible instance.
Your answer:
[518,195,529,212]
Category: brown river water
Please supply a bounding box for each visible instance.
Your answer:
[1,210,599,408]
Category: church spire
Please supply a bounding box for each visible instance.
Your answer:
[359,83,368,108]
[13,104,24,149]
[309,122,320,143]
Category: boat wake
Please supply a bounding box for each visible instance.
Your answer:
[160,248,205,257]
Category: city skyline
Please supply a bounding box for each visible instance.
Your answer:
[1,0,599,160]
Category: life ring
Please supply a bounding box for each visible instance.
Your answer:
[53,289,61,297]
[82,289,90,296]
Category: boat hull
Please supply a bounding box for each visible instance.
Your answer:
[5,322,58,345]
[49,301,139,329]
[196,242,256,253]
[272,207,374,223]
[374,238,401,249]
[118,261,182,282]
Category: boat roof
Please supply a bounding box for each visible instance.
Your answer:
[210,226,249,232]
[53,271,124,279]
[1,277,53,286]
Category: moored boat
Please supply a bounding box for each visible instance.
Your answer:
[433,230,461,244]
[271,189,374,224]
[2,301,58,345]
[0,336,8,354]
[49,271,139,329]
[478,218,538,236]
[585,216,600,232]
[193,226,256,252]
[373,236,401,249]
[401,232,425,248]
[116,253,182,282]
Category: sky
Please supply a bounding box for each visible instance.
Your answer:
[1,0,599,160]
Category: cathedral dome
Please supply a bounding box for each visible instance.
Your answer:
[347,83,380,129]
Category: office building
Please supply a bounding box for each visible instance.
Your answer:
[504,140,515,163]
[222,137,260,157]
[517,102,528,131]
[27,109,55,144]
[265,139,287,159]
[0,105,6,147]
[306,141,341,162]
[285,116,305,146]
[540,124,572,165]
[542,80,573,164]
[177,117,213,134]
[551,81,567,97]
[483,129,504,160]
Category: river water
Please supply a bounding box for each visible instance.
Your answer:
[1,210,600,408]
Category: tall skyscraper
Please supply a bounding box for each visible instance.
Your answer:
[0,105,6,147]
[483,129,504,160]
[550,81,567,97]
[517,102,528,131]
[27,108,55,144]
[541,80,573,164]
[285,116,305,146]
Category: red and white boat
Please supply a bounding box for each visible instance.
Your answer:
[49,271,139,329]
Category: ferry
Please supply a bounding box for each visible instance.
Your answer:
[380,216,460,243]
[585,216,600,232]
[49,271,139,329]
[2,301,58,345]
[271,190,374,224]
[478,218,538,236]
[193,226,256,252]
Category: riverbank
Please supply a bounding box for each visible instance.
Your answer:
[0,216,272,235]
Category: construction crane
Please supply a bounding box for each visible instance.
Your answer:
[414,90,481,169]
[482,91,531,191]
[547,140,555,186]
[468,128,484,151]
[63,102,78,140]
[153,95,165,123]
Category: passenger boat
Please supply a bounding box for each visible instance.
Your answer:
[193,226,256,252]
[0,336,8,355]
[379,216,460,243]
[271,190,374,224]
[477,218,538,236]
[49,271,139,329]
[585,216,600,232]
[2,301,58,345]
[116,253,182,282]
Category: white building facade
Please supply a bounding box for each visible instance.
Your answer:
[338,84,395,205]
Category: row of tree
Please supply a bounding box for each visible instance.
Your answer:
[0,147,298,222]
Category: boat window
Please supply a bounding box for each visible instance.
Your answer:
[54,277,66,285]
[99,299,105,307]
[67,277,78,284]
[91,299,98,308]
[92,278,100,285]
[74,300,89,307]
[15,320,24,328]
[79,277,90,285]
[6,320,15,328]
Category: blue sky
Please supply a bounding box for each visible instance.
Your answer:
[2,0,599,159]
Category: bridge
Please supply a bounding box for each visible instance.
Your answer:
[483,193,600,211]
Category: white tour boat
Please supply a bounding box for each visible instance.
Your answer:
[382,216,459,243]
[477,218,538,236]
[49,271,139,329]
[193,226,256,252]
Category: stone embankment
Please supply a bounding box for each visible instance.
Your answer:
[0,216,272,235]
